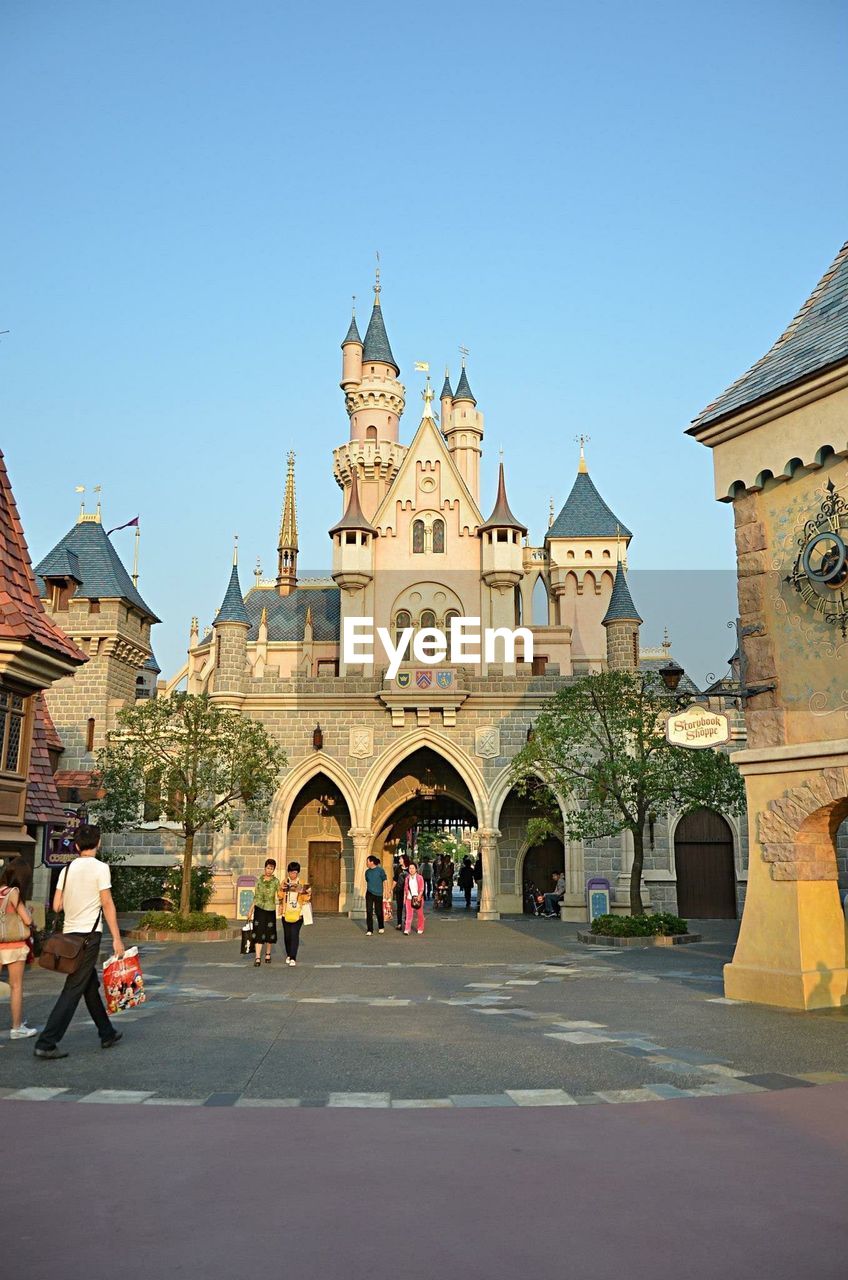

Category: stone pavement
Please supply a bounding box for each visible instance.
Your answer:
[1,916,846,1105]
[5,916,848,1277]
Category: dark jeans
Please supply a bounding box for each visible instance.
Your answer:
[543,893,564,916]
[283,919,303,960]
[365,892,385,932]
[35,934,114,1051]
[422,878,432,900]
[462,884,473,909]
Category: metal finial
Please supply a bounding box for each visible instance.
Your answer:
[575,434,590,473]
[351,294,356,317]
[374,250,381,299]
[549,496,555,528]
[233,534,239,566]
[662,626,671,652]
[459,345,469,367]
[254,556,262,584]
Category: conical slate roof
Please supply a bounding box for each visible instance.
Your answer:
[479,463,527,533]
[602,562,642,626]
[440,371,453,399]
[547,470,631,541]
[362,299,398,372]
[691,239,848,431]
[35,518,159,621]
[329,471,377,537]
[143,651,161,674]
[453,366,476,404]
[214,562,250,625]
[341,313,362,347]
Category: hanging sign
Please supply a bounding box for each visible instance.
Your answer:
[665,704,730,749]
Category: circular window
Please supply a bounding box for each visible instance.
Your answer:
[420,477,436,493]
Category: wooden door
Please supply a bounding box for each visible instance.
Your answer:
[674,808,736,919]
[308,842,341,914]
[523,838,565,908]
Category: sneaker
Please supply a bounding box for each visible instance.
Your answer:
[366,931,372,936]
[34,1047,68,1059]
[10,1023,38,1040]
[285,957,293,965]
[378,929,384,934]
[289,960,296,966]
[403,930,410,935]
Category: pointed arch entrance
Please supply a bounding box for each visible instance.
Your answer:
[284,772,354,914]
[674,808,736,919]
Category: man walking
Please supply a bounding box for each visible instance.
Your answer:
[34,824,125,1059]
[364,854,387,935]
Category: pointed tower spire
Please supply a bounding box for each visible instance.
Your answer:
[342,296,362,348]
[329,469,377,536]
[440,368,453,400]
[453,364,476,405]
[276,451,298,596]
[361,257,398,373]
[602,562,642,626]
[214,554,250,626]
[479,462,527,533]
[576,434,590,474]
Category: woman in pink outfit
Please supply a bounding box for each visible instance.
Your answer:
[403,861,425,935]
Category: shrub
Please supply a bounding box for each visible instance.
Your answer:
[163,865,214,913]
[590,912,688,937]
[110,866,167,912]
[137,911,229,933]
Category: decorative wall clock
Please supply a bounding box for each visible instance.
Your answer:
[785,479,848,636]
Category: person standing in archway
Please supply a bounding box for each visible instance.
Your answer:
[404,861,425,935]
[393,859,407,931]
[364,855,387,936]
[278,862,311,966]
[458,857,475,911]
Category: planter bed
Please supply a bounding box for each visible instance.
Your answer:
[577,930,702,948]
[127,926,240,943]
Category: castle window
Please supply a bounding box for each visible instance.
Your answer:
[444,609,460,631]
[632,632,639,667]
[86,717,96,753]
[366,426,377,442]
[496,530,508,543]
[531,656,548,676]
[566,550,575,560]
[602,550,611,560]
[432,518,445,553]
[345,531,357,545]
[585,550,593,560]
[412,520,425,554]
[89,599,101,614]
[0,686,27,775]
[394,610,412,662]
[420,610,436,631]
[143,770,162,823]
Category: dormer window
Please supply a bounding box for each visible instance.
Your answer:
[432,519,445,554]
[412,520,425,554]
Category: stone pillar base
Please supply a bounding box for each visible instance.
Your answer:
[724,960,848,1011]
[477,908,500,921]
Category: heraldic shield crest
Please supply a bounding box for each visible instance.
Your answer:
[396,671,411,688]
[436,670,454,688]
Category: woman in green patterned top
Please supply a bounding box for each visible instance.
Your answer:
[247,859,280,966]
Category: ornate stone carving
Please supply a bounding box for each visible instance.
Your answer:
[349,727,373,759]
[758,767,848,881]
[475,727,500,758]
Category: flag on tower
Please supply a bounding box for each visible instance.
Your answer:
[414,361,430,372]
[107,516,140,536]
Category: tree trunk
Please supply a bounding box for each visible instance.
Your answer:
[630,825,645,916]
[180,830,195,917]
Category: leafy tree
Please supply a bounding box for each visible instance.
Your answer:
[95,693,287,916]
[510,670,745,915]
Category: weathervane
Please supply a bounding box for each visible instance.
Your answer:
[459,344,469,366]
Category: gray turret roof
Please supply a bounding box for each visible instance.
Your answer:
[362,300,398,372]
[329,471,377,537]
[35,520,160,621]
[440,372,453,399]
[214,562,250,625]
[547,470,632,541]
[243,586,340,643]
[341,314,362,347]
[691,239,848,432]
[602,562,642,625]
[143,651,161,674]
[479,462,527,534]
[453,367,476,404]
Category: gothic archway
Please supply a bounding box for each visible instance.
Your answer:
[674,808,736,919]
[283,772,354,914]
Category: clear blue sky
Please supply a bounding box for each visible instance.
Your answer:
[3,0,846,681]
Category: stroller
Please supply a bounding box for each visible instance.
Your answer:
[524,882,555,917]
[433,878,452,911]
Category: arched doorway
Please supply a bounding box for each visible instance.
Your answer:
[522,838,565,911]
[674,808,736,919]
[369,747,479,912]
[286,773,353,914]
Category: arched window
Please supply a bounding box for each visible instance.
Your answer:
[432,519,445,553]
[420,609,436,630]
[366,426,377,442]
[395,610,412,662]
[412,520,425,553]
[444,609,460,633]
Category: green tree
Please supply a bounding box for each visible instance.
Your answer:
[510,670,746,916]
[95,693,287,916]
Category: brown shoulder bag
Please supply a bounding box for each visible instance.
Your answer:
[39,861,103,975]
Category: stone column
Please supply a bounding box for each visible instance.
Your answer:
[477,828,501,921]
[348,827,372,920]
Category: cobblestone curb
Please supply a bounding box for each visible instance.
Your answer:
[577,932,702,947]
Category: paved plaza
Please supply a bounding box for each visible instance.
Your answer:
[4,916,848,1278]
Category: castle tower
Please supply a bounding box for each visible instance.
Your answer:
[546,442,632,672]
[35,501,158,770]
[334,269,407,521]
[602,560,642,671]
[440,369,453,434]
[480,462,527,658]
[330,471,376,674]
[276,451,298,596]
[211,544,250,709]
[443,361,484,503]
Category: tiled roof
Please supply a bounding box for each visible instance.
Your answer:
[440,372,453,399]
[691,240,848,431]
[0,451,87,667]
[602,562,642,625]
[479,462,527,533]
[35,519,160,621]
[38,693,64,753]
[244,585,340,643]
[362,300,398,372]
[25,697,66,824]
[547,470,632,541]
[144,651,161,674]
[453,367,476,404]
[214,563,250,625]
[54,769,102,800]
[342,314,362,346]
[329,471,377,536]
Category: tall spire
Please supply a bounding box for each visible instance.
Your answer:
[453,364,476,405]
[276,451,298,595]
[479,461,527,533]
[342,296,362,348]
[576,433,590,474]
[329,470,376,537]
[215,554,250,626]
[440,368,453,400]
[361,257,398,372]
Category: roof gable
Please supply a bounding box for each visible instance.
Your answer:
[35,520,160,621]
[691,240,848,431]
[244,585,340,643]
[372,412,484,531]
[547,470,631,541]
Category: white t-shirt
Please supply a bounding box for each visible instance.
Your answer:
[59,856,111,934]
[407,875,422,897]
